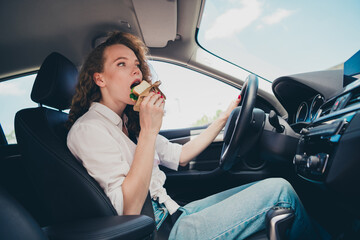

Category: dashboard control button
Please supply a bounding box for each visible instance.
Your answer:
[332,99,340,111]
[293,154,307,165]
[306,155,320,169]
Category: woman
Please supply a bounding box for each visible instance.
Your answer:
[67,31,321,239]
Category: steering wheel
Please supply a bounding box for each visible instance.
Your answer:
[219,74,259,171]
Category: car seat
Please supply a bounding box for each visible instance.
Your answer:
[0,186,154,239]
[14,52,155,239]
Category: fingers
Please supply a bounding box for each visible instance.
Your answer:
[229,96,241,110]
[154,93,165,108]
[230,95,241,109]
[140,92,158,107]
[139,92,154,106]
[146,92,159,105]
[222,95,242,120]
[138,92,165,135]
[140,92,165,110]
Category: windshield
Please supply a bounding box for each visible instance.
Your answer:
[198,0,360,82]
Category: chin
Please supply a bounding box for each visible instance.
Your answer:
[127,100,136,106]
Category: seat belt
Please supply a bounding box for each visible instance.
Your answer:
[141,192,159,239]
[129,133,156,220]
[130,132,164,239]
[141,192,155,220]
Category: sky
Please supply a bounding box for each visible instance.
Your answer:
[198,0,360,81]
[0,75,36,142]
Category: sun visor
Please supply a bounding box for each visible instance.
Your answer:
[132,0,177,48]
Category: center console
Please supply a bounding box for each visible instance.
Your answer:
[293,49,360,184]
[293,112,355,182]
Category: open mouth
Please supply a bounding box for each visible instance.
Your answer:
[130,80,141,89]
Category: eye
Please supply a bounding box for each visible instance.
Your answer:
[117,62,125,67]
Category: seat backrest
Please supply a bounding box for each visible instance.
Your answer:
[15,52,117,226]
[0,187,48,240]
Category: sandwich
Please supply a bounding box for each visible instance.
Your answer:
[130,80,166,111]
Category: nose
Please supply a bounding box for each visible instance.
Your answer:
[132,65,140,76]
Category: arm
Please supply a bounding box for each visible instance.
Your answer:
[122,92,164,215]
[179,96,241,166]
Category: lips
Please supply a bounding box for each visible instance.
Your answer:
[130,79,141,89]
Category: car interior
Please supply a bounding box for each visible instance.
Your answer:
[1,0,360,239]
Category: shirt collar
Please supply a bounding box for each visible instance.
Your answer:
[90,102,122,126]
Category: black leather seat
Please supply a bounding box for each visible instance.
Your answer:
[0,186,154,240]
[14,52,155,239]
[0,187,48,240]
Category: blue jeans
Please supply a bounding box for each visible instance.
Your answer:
[168,178,326,240]
[152,200,169,230]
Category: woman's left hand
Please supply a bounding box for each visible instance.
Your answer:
[221,95,242,121]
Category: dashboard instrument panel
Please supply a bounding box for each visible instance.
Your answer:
[295,94,324,123]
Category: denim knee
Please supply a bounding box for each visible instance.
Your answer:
[264,178,297,203]
[265,178,293,191]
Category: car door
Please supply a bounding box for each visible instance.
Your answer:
[152,61,289,206]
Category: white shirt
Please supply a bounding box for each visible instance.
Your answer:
[67,102,182,215]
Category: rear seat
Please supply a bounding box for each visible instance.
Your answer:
[0,122,48,226]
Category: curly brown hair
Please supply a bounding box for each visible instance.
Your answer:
[66,31,151,137]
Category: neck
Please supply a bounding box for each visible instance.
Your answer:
[99,98,127,117]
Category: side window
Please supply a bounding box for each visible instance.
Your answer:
[0,74,37,144]
[149,61,239,130]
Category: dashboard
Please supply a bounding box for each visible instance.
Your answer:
[271,50,360,215]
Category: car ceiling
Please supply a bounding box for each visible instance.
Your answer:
[0,0,201,80]
[1,0,287,116]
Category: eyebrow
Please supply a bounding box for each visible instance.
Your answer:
[112,57,140,64]
[113,57,127,63]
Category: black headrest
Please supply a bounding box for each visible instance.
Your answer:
[31,52,78,110]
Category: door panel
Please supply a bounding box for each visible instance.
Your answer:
[159,127,277,205]
[161,127,223,171]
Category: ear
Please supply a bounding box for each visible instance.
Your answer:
[93,73,105,87]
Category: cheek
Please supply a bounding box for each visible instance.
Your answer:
[108,80,128,97]
[118,84,130,97]
[121,84,132,99]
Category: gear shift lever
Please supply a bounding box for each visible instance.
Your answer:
[266,207,295,240]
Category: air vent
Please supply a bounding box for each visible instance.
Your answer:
[320,107,331,117]
[319,100,334,117]
[346,90,360,108]
[320,105,332,117]
[318,88,360,118]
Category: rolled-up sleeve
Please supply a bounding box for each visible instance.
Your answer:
[155,135,183,171]
[67,122,129,215]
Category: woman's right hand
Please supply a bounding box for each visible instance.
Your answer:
[139,92,165,135]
